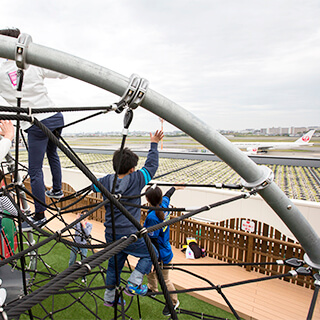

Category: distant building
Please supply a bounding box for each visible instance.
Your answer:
[280,127,289,135]
[267,127,281,135]
[290,127,307,135]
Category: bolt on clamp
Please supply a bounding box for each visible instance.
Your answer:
[112,74,149,113]
[15,33,33,70]
[240,166,274,191]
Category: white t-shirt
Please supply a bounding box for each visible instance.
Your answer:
[0,138,11,162]
[0,60,67,130]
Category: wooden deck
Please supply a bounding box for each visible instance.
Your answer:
[165,248,319,320]
[47,213,320,320]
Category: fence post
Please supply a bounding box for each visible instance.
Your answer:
[246,234,254,271]
[175,215,181,249]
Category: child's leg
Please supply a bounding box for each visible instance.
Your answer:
[124,238,158,285]
[147,270,158,292]
[47,135,62,191]
[27,126,48,214]
[162,261,178,305]
[80,248,88,260]
[69,247,77,267]
[42,113,64,192]
[105,251,127,302]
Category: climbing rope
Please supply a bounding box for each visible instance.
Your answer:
[0,88,317,320]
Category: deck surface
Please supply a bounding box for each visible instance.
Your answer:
[47,213,320,320]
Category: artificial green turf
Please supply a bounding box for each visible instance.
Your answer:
[17,237,241,320]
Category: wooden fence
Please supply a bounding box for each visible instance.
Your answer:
[20,179,312,289]
[140,209,311,288]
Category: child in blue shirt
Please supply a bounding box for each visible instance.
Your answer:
[144,185,184,316]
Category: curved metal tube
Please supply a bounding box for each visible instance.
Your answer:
[1,35,319,265]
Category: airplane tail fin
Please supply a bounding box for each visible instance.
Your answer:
[295,130,315,144]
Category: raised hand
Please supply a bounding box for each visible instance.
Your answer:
[150,130,164,143]
[0,120,14,141]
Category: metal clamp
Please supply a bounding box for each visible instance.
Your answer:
[240,166,274,191]
[83,263,92,273]
[55,229,62,242]
[304,253,320,270]
[128,77,149,109]
[113,194,122,200]
[15,33,33,70]
[139,227,148,236]
[289,270,298,277]
[113,74,149,113]
[130,234,138,241]
[313,273,320,287]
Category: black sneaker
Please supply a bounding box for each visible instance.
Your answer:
[45,189,64,199]
[21,217,47,231]
[163,300,180,316]
[147,288,156,298]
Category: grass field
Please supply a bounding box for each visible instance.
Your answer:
[17,235,240,320]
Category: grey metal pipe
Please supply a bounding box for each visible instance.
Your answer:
[1,35,320,265]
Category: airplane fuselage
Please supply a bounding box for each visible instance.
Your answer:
[232,130,315,154]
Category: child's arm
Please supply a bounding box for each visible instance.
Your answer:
[164,187,176,199]
[150,237,160,254]
[144,217,161,239]
[83,222,93,238]
[91,175,108,193]
[0,196,18,216]
[139,130,164,185]
[0,120,14,141]
[0,120,14,162]
[162,185,185,208]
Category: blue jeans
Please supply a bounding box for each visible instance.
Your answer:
[26,113,63,213]
[105,232,158,290]
[69,246,88,267]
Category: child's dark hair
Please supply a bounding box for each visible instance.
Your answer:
[113,147,139,174]
[0,28,21,38]
[0,170,4,183]
[146,186,164,220]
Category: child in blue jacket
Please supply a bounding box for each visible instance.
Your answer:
[144,185,184,316]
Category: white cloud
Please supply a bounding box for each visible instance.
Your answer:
[0,0,319,133]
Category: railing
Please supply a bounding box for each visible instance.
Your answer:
[142,210,311,289]
[20,179,313,289]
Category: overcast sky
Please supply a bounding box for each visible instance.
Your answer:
[1,0,319,134]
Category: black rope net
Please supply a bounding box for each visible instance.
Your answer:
[0,102,318,320]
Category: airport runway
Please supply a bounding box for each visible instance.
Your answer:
[73,147,320,168]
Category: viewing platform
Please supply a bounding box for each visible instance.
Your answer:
[48,213,320,320]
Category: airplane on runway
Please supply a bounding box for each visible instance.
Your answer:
[233,129,315,154]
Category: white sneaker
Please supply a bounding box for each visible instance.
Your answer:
[162,300,180,316]
[0,288,7,307]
